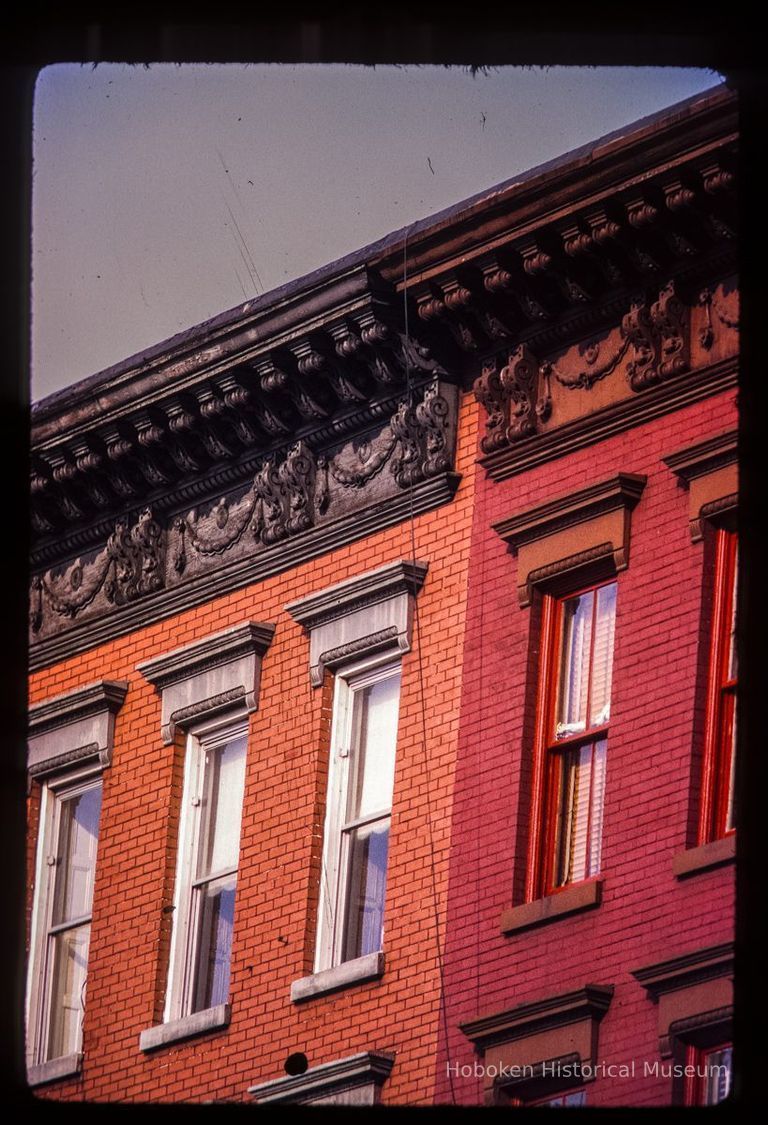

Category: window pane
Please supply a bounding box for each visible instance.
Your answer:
[191,874,236,1012]
[46,923,90,1060]
[702,1046,732,1104]
[555,592,594,739]
[554,739,606,886]
[589,583,617,727]
[533,1090,587,1107]
[350,673,400,820]
[341,819,390,961]
[52,785,102,926]
[728,544,738,681]
[197,735,247,878]
[725,695,736,832]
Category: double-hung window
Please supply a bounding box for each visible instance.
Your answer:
[138,621,272,1048]
[27,771,102,1072]
[316,660,401,971]
[700,528,738,842]
[165,720,247,1021]
[533,580,617,895]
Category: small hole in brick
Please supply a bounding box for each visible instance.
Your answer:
[285,1052,308,1076]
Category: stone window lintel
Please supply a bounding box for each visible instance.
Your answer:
[493,473,646,607]
[137,620,274,743]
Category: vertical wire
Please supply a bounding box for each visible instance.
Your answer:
[473,394,487,1105]
[402,225,457,1106]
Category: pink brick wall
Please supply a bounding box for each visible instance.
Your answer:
[436,387,737,1108]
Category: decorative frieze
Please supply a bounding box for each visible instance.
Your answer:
[473,276,737,464]
[29,381,458,657]
[30,508,165,634]
[30,272,448,560]
[30,90,737,666]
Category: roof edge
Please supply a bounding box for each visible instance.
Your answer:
[32,81,732,431]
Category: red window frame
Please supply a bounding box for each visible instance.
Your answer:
[683,1042,732,1106]
[527,579,617,900]
[698,528,738,843]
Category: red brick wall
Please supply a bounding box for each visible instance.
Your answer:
[436,387,737,1108]
[27,394,480,1105]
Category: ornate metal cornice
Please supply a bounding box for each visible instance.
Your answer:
[30,376,460,667]
[32,90,737,559]
[470,269,736,461]
[375,87,738,475]
[30,87,736,667]
[382,92,736,475]
[374,86,736,303]
[479,354,737,482]
[31,267,449,563]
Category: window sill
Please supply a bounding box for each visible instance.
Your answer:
[139,1002,231,1052]
[672,834,736,879]
[27,1053,82,1087]
[291,951,385,1003]
[500,879,603,935]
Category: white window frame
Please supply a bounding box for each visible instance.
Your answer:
[26,761,103,1073]
[315,653,402,974]
[164,712,248,1024]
